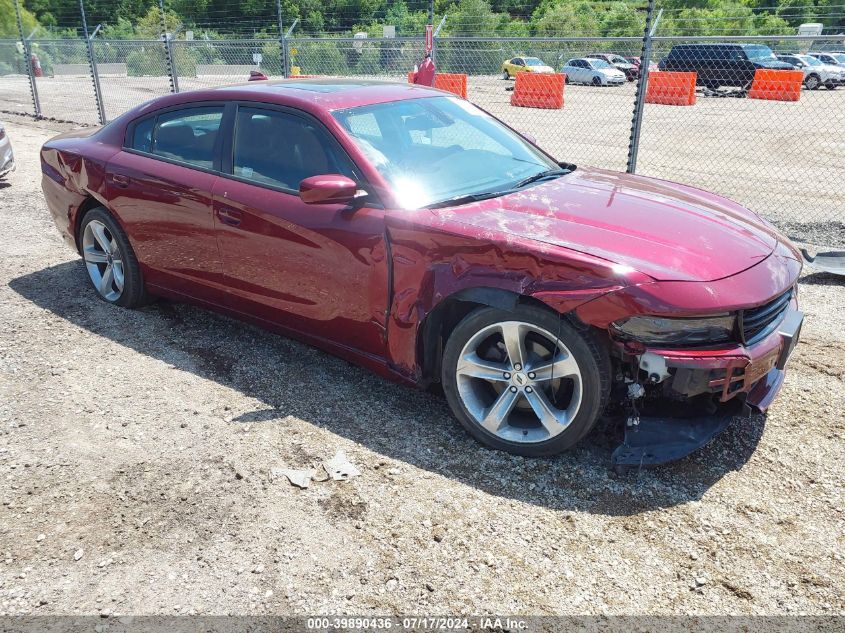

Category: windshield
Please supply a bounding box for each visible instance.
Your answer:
[834,54,845,63]
[333,96,560,209]
[589,59,612,69]
[743,45,777,60]
[801,55,822,66]
[609,55,627,64]
[524,58,544,66]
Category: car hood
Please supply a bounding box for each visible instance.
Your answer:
[530,66,555,73]
[600,68,626,76]
[432,167,778,282]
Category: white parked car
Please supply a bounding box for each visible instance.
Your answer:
[777,53,845,90]
[0,123,14,179]
[561,58,626,86]
[808,51,845,68]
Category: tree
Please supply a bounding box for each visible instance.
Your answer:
[2,0,40,38]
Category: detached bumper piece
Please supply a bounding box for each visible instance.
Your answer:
[801,248,845,277]
[611,399,748,470]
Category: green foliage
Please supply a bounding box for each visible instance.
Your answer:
[1,0,40,38]
[13,0,845,41]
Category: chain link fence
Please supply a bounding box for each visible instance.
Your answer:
[0,31,843,246]
[0,40,35,116]
[436,37,645,172]
[91,40,171,121]
[637,35,845,246]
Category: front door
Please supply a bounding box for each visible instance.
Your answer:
[213,104,389,357]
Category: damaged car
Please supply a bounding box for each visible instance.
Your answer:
[39,80,803,467]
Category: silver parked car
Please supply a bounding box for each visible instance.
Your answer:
[777,54,845,90]
[809,52,845,68]
[0,123,14,179]
[561,58,626,86]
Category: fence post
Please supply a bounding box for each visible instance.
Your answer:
[276,0,285,77]
[14,0,41,118]
[283,19,298,78]
[79,0,106,124]
[159,0,179,93]
[626,0,660,174]
[432,15,447,66]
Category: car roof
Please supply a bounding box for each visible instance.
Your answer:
[212,78,445,110]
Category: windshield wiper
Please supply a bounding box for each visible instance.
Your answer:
[425,190,510,209]
[513,168,570,190]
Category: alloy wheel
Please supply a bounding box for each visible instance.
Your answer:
[82,219,125,302]
[455,321,583,444]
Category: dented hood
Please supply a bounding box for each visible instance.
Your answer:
[435,167,777,282]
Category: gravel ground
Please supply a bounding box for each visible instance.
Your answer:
[0,116,844,618]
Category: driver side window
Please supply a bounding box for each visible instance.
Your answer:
[232,107,356,191]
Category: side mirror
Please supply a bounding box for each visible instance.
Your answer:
[299,174,359,205]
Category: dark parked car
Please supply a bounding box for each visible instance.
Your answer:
[586,53,638,81]
[658,43,795,90]
[40,80,803,466]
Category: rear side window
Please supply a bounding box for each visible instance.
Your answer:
[232,107,355,191]
[128,106,224,169]
[153,107,223,169]
[132,117,154,153]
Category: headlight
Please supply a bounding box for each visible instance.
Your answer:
[610,314,736,346]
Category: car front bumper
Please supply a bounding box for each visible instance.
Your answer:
[0,141,14,178]
[612,305,803,469]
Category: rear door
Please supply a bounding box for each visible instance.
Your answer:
[212,103,389,356]
[106,104,226,301]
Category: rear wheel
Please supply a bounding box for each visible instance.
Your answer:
[805,74,820,90]
[441,305,609,457]
[79,207,147,308]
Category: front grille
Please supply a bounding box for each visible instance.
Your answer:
[739,288,793,344]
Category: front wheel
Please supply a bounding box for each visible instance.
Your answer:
[825,81,837,90]
[591,75,602,86]
[441,305,610,457]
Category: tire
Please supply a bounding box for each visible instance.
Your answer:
[441,304,610,457]
[591,75,602,87]
[805,74,820,90]
[79,206,147,308]
[501,71,510,80]
[825,81,837,90]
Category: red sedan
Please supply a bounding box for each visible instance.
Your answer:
[41,79,802,468]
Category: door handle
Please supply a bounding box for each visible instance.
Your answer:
[111,173,130,188]
[216,205,242,227]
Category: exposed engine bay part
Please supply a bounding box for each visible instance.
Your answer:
[801,248,845,277]
[639,352,670,383]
